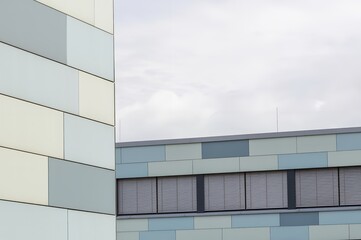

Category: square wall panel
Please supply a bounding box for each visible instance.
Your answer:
[95,0,114,33]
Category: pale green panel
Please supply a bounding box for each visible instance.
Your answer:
[148,160,192,176]
[67,17,114,81]
[350,224,361,239]
[297,135,336,153]
[117,219,148,232]
[328,150,361,167]
[176,229,222,240]
[117,232,139,240]
[249,137,297,156]
[194,216,231,229]
[0,42,78,113]
[166,143,201,161]
[193,157,239,174]
[223,228,270,240]
[239,155,278,171]
[309,225,349,240]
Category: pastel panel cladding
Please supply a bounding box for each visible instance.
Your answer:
[177,229,222,240]
[0,94,63,158]
[0,0,66,63]
[232,214,279,228]
[319,210,361,225]
[270,226,309,240]
[121,146,165,163]
[0,43,78,113]
[278,152,327,169]
[117,232,139,240]
[223,228,270,240]
[250,137,297,156]
[79,71,114,125]
[193,157,239,174]
[194,216,231,229]
[0,200,67,240]
[350,224,361,239]
[239,155,278,171]
[64,114,114,169]
[49,158,115,214]
[95,0,114,33]
[116,163,148,178]
[166,143,201,161]
[337,133,361,151]
[116,148,122,164]
[68,210,115,240]
[117,219,148,232]
[297,135,336,153]
[140,231,175,240]
[149,217,194,231]
[148,161,191,177]
[67,17,114,81]
[309,225,349,240]
[0,147,48,205]
[202,140,249,159]
[328,150,361,167]
[280,212,319,226]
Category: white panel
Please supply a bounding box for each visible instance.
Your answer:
[79,71,114,125]
[0,147,48,205]
[249,137,297,156]
[95,0,113,33]
[0,94,63,158]
[166,143,202,161]
[297,135,336,153]
[148,160,193,176]
[0,200,67,240]
[117,219,148,232]
[68,210,115,240]
[193,157,240,174]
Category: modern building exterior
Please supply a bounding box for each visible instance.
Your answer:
[116,127,361,240]
[0,0,115,239]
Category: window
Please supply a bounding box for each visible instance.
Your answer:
[340,167,361,206]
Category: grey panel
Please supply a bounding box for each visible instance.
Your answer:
[0,0,66,63]
[246,171,288,209]
[205,173,245,211]
[118,178,157,214]
[49,158,115,214]
[280,212,319,226]
[158,176,197,213]
[202,140,249,159]
[340,167,361,205]
[296,168,339,207]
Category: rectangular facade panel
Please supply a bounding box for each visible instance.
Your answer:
[249,137,297,156]
[239,155,278,171]
[202,140,249,159]
[67,17,114,80]
[193,157,239,174]
[121,145,165,163]
[177,229,222,240]
[0,94,63,158]
[116,163,148,178]
[117,232,139,240]
[223,228,270,240]
[166,143,201,161]
[340,167,361,206]
[117,219,148,232]
[68,210,116,240]
[232,214,279,228]
[0,147,48,205]
[64,113,114,169]
[95,0,114,33]
[149,217,194,231]
[297,135,336,153]
[140,231,175,240]
[328,150,361,167]
[350,224,361,239]
[0,0,67,63]
[148,160,192,176]
[270,226,309,240]
[49,158,115,214]
[278,152,328,170]
[280,212,319,226]
[0,200,67,240]
[194,216,231,229]
[337,133,361,151]
[0,42,78,114]
[309,225,349,240]
[79,71,114,125]
[319,210,361,225]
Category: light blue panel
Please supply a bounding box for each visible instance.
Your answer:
[271,226,309,240]
[140,231,175,240]
[232,214,280,228]
[0,43,78,113]
[337,133,361,151]
[319,210,361,224]
[64,114,114,169]
[202,140,249,159]
[116,148,122,164]
[121,146,165,163]
[149,217,194,231]
[278,152,327,169]
[0,0,66,63]
[67,17,114,81]
[116,163,148,178]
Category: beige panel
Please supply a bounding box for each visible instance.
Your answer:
[309,225,349,240]
[328,150,361,167]
[350,224,361,239]
[249,137,297,156]
[223,227,270,240]
[297,135,336,153]
[0,147,48,205]
[193,157,239,174]
[117,219,148,232]
[36,0,95,25]
[177,229,222,240]
[79,71,114,125]
[194,216,231,229]
[239,155,278,171]
[117,232,139,240]
[148,160,193,176]
[166,143,202,161]
[0,95,63,158]
[95,0,113,33]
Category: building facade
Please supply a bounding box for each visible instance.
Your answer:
[116,127,361,240]
[0,0,115,239]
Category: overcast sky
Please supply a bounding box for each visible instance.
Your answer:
[114,0,361,142]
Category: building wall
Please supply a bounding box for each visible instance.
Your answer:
[116,128,361,240]
[0,0,115,239]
